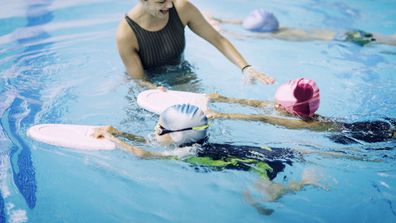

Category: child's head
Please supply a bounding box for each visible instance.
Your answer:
[155,104,208,146]
[275,78,320,118]
[242,9,279,32]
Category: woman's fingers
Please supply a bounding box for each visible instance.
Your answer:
[243,67,275,85]
[257,73,275,84]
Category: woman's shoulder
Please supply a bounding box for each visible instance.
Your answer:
[116,17,139,50]
[173,0,190,8]
[116,19,132,40]
[173,0,199,17]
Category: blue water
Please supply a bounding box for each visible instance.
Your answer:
[1,0,396,222]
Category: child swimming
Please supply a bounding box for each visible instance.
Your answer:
[206,78,396,144]
[206,9,396,46]
[93,103,331,204]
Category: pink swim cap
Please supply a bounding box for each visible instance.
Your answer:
[275,78,320,118]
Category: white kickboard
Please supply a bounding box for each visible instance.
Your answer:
[137,89,209,114]
[27,124,116,150]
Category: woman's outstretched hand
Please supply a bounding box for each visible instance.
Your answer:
[243,66,275,84]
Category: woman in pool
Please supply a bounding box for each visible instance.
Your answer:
[93,103,330,204]
[206,9,396,46]
[116,0,274,89]
[206,77,396,144]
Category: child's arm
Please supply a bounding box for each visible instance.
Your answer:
[97,125,146,143]
[207,93,273,107]
[211,17,242,25]
[206,110,331,131]
[108,133,173,159]
[93,126,175,159]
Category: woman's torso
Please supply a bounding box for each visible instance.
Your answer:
[125,5,186,69]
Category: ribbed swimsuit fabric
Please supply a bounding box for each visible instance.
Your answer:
[125,5,185,69]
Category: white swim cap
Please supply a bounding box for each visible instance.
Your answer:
[242,9,279,32]
[159,104,208,145]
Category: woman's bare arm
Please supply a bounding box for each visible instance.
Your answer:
[116,19,158,89]
[176,0,274,84]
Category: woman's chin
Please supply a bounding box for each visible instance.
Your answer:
[155,10,169,19]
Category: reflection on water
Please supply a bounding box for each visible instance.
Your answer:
[121,61,202,134]
[0,0,55,218]
[145,60,203,92]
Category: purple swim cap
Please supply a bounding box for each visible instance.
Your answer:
[242,9,279,32]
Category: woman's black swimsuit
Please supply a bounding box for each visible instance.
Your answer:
[125,5,185,69]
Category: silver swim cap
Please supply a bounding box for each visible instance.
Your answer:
[159,104,208,145]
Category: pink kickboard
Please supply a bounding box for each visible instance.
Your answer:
[27,124,116,150]
[137,89,209,114]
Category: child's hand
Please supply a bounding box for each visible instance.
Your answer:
[207,93,222,100]
[92,126,114,139]
[157,86,167,92]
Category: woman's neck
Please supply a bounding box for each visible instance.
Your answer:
[130,3,169,31]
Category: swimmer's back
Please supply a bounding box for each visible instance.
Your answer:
[198,143,295,161]
[186,143,295,180]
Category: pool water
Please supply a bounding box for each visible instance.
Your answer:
[1,0,396,222]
